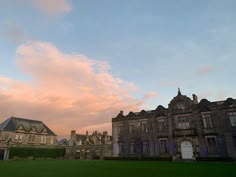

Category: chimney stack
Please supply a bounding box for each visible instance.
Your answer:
[192,94,198,104]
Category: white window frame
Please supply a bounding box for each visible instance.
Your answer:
[130,141,136,154]
[205,136,218,153]
[159,138,168,153]
[202,113,213,128]
[141,122,148,134]
[228,112,236,126]
[41,136,47,144]
[177,116,190,129]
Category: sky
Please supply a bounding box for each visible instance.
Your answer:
[0,0,236,138]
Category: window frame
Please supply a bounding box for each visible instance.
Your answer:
[228,112,236,127]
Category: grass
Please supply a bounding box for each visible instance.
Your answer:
[0,160,235,177]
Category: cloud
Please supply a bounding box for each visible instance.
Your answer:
[32,0,71,17]
[0,41,153,138]
[1,22,28,44]
[195,65,214,76]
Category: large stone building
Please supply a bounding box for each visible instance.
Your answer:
[0,117,57,159]
[112,89,236,160]
[67,130,112,159]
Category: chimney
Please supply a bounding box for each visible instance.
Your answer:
[120,110,124,115]
[71,130,76,138]
[192,94,198,104]
[70,130,76,146]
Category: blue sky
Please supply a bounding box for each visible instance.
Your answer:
[0,0,236,136]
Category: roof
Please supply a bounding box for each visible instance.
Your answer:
[0,117,56,136]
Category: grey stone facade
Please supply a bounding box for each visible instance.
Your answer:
[112,89,236,160]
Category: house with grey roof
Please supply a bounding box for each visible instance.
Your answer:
[0,117,57,147]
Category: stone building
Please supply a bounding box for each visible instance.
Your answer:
[112,89,236,160]
[67,130,112,159]
[0,117,57,159]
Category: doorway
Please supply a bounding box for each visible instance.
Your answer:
[181,141,193,159]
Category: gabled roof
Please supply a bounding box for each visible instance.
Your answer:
[0,117,56,136]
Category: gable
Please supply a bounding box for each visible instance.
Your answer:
[16,125,25,132]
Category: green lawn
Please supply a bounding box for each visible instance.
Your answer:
[0,160,235,177]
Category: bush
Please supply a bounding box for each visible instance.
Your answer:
[9,147,65,159]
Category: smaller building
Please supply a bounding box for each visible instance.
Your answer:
[0,117,57,160]
[67,130,112,159]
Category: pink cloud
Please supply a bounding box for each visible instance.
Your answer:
[195,65,214,76]
[32,0,71,17]
[0,41,152,138]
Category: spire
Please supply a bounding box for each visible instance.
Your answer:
[178,88,181,96]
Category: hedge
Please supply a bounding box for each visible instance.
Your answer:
[196,157,235,162]
[9,147,65,159]
[104,156,172,161]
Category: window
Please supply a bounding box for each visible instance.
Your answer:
[5,133,9,140]
[233,136,236,149]
[141,122,148,134]
[206,136,217,153]
[118,126,123,136]
[50,137,54,144]
[15,134,23,142]
[159,138,168,153]
[129,125,134,134]
[15,134,19,142]
[202,113,213,128]
[228,112,236,126]
[142,141,149,155]
[119,143,124,154]
[41,136,47,144]
[158,118,165,131]
[130,142,136,154]
[177,116,190,129]
[28,135,36,143]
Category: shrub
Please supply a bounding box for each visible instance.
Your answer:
[9,147,65,159]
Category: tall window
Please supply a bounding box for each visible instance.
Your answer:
[50,137,54,144]
[233,136,236,149]
[177,116,190,129]
[129,125,134,134]
[41,136,47,144]
[118,126,123,136]
[130,142,136,154]
[15,134,23,142]
[28,135,35,143]
[142,141,149,155]
[141,122,148,134]
[228,112,236,126]
[5,133,9,140]
[202,113,213,128]
[159,138,168,153]
[158,118,165,131]
[119,143,124,154]
[206,136,217,153]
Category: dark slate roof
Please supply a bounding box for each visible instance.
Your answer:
[0,117,56,136]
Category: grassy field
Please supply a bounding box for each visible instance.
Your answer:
[0,160,235,177]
